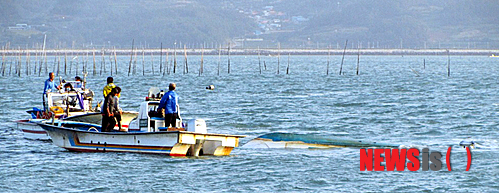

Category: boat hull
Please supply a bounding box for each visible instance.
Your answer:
[39,123,244,156]
[64,111,138,125]
[16,119,50,140]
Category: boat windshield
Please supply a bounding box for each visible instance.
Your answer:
[147,103,162,118]
[48,93,85,111]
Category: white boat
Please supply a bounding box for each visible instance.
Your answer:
[38,117,244,156]
[17,79,138,140]
[38,87,245,156]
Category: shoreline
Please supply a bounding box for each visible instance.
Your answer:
[0,48,498,56]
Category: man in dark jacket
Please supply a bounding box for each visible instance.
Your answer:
[101,88,117,132]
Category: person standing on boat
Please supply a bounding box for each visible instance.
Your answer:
[101,76,120,112]
[113,87,124,131]
[102,88,117,132]
[44,72,61,94]
[103,76,120,98]
[159,83,179,128]
[43,72,61,111]
[74,76,82,89]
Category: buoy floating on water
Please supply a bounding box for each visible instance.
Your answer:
[206,85,215,90]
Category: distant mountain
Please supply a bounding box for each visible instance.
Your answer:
[0,0,255,48]
[0,0,498,49]
[236,0,499,49]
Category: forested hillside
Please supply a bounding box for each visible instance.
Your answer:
[1,0,498,49]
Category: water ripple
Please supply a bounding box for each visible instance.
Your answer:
[0,56,498,192]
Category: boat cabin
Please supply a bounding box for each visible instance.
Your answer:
[46,92,91,112]
[28,88,96,119]
[128,101,207,133]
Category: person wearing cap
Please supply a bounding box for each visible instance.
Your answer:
[103,77,120,98]
[74,76,82,89]
[43,72,61,111]
[158,83,179,128]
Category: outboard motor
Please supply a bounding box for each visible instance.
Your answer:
[185,119,207,133]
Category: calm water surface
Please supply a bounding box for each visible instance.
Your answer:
[1,55,499,192]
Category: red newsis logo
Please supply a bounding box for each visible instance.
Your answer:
[360,147,472,171]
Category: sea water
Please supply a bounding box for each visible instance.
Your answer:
[1,55,498,192]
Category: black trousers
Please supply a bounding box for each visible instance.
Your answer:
[164,113,178,128]
[101,115,117,132]
[42,94,47,111]
[115,114,122,129]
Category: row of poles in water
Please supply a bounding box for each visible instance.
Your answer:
[0,39,451,77]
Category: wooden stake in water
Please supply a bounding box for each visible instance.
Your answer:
[14,48,17,75]
[41,34,47,76]
[93,49,96,76]
[9,58,12,76]
[101,49,106,75]
[447,50,450,77]
[227,42,231,74]
[218,44,221,76]
[199,45,204,76]
[70,53,74,75]
[39,51,43,76]
[81,51,85,74]
[258,46,261,74]
[142,48,145,76]
[75,53,79,76]
[423,59,425,69]
[108,50,113,76]
[44,48,48,75]
[52,50,57,73]
[339,39,348,75]
[173,42,177,74]
[84,51,89,74]
[33,47,38,75]
[17,47,22,77]
[128,39,134,76]
[133,48,138,75]
[286,53,290,74]
[26,48,30,76]
[160,42,163,75]
[326,47,330,75]
[113,47,118,75]
[13,49,16,76]
[57,55,60,76]
[184,45,188,74]
[356,48,360,75]
[164,50,169,76]
[277,42,280,74]
[151,51,155,76]
[1,46,5,76]
[64,52,67,75]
